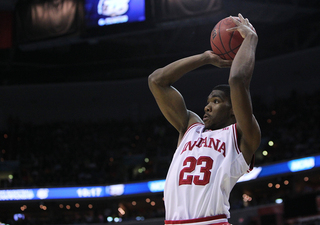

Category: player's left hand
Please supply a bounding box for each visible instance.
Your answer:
[203,50,232,68]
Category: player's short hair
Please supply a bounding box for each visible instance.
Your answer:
[212,84,231,104]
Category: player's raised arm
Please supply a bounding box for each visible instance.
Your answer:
[148,51,231,138]
[227,13,261,164]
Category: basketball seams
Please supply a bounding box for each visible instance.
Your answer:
[210,16,245,60]
[228,31,238,58]
[210,23,224,57]
[216,18,236,60]
[211,37,224,56]
[218,21,229,60]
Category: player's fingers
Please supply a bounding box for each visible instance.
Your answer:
[244,18,250,25]
[238,13,245,21]
[229,16,240,25]
[239,13,250,26]
[226,27,237,32]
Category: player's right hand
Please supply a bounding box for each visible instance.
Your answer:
[227,13,257,39]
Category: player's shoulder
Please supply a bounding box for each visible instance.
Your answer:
[177,111,203,145]
[187,110,203,127]
[184,111,203,134]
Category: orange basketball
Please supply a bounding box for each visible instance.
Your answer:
[210,17,246,60]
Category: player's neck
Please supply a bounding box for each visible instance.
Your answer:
[204,121,235,132]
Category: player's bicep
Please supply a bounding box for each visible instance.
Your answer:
[149,83,189,132]
[230,83,261,158]
[230,84,253,127]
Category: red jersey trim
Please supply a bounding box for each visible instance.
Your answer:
[249,154,255,171]
[165,214,227,224]
[232,124,255,171]
[232,123,241,154]
[179,122,203,144]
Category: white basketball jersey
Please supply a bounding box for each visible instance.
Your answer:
[164,123,250,224]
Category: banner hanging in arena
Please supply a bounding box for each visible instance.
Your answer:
[15,0,83,43]
[155,0,222,21]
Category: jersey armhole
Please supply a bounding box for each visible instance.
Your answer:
[248,154,255,171]
[233,123,255,171]
[232,123,241,154]
[178,122,203,147]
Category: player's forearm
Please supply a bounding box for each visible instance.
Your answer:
[148,53,208,87]
[229,33,258,86]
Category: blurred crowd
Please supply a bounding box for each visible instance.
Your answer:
[1,115,178,188]
[1,90,320,189]
[255,90,320,164]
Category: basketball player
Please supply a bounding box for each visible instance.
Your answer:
[148,14,260,225]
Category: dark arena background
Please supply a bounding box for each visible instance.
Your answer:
[1,0,320,224]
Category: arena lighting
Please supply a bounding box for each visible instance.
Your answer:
[13,213,25,221]
[262,150,268,156]
[237,156,317,182]
[136,216,145,221]
[118,207,125,215]
[1,155,320,201]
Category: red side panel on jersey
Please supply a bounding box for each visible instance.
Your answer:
[232,123,241,154]
[249,154,255,171]
[233,123,255,172]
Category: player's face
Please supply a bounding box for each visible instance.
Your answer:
[203,90,233,130]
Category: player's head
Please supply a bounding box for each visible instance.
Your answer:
[203,84,235,130]
[212,84,231,105]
